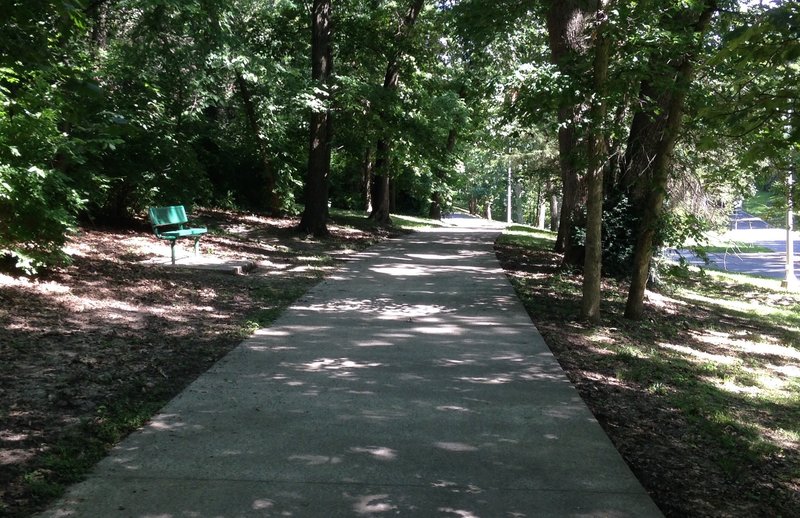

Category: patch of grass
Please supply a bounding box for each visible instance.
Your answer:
[495,224,800,517]
[19,399,165,512]
[328,208,379,231]
[743,190,779,223]
[498,224,556,250]
[697,244,774,254]
[328,208,445,231]
[390,213,447,230]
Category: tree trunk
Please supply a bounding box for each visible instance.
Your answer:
[370,139,392,223]
[299,0,333,237]
[623,1,717,319]
[554,109,582,255]
[362,146,373,213]
[581,2,611,324]
[545,0,593,259]
[429,191,443,220]
[89,0,110,54]
[369,0,425,225]
[235,72,280,214]
[550,194,560,232]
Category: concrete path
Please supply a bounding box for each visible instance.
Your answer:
[41,225,661,517]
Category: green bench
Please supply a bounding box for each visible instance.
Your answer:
[148,205,207,265]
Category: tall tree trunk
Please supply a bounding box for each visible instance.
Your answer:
[545,0,593,260]
[88,0,110,54]
[554,114,582,255]
[549,184,560,233]
[623,1,717,319]
[299,0,333,236]
[362,146,373,213]
[581,1,611,324]
[235,72,280,214]
[369,0,425,225]
[370,138,392,223]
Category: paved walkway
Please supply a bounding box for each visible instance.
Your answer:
[42,225,661,517]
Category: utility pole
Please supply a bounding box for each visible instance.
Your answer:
[784,114,798,290]
[507,161,512,224]
[785,161,798,289]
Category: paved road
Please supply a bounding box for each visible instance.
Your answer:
[41,224,661,517]
[673,209,799,279]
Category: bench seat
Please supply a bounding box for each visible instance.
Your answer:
[148,205,207,264]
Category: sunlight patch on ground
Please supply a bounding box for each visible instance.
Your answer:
[370,265,431,276]
[658,341,739,365]
[413,324,464,336]
[352,494,396,514]
[350,446,397,461]
[587,329,616,345]
[296,358,383,372]
[759,426,800,450]
[689,329,800,361]
[298,298,452,320]
[679,290,800,331]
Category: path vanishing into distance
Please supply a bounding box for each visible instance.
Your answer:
[41,220,662,517]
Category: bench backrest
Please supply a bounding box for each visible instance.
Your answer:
[149,206,188,231]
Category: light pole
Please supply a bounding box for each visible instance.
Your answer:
[784,114,797,290]
[507,160,513,224]
[784,166,797,289]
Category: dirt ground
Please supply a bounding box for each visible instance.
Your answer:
[0,209,393,517]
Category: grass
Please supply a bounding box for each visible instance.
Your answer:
[743,190,779,224]
[696,243,773,254]
[328,208,445,231]
[391,213,448,229]
[495,224,800,517]
[20,399,167,510]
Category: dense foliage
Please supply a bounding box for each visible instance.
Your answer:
[1,0,797,319]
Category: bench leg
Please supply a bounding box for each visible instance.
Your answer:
[170,240,176,265]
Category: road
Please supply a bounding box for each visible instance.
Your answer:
[670,208,800,279]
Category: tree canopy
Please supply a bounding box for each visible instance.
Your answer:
[1,0,796,318]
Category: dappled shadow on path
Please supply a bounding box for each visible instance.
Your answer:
[43,229,659,517]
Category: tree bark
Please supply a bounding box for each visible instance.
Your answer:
[235,72,280,214]
[623,1,717,319]
[370,138,392,223]
[549,192,560,232]
[369,0,425,225]
[581,1,611,324]
[88,0,110,54]
[554,113,582,255]
[545,0,593,260]
[362,146,374,213]
[299,0,333,236]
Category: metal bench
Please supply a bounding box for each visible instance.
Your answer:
[148,205,207,265]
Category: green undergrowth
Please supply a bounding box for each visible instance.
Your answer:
[18,398,167,512]
[743,190,781,226]
[496,225,800,516]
